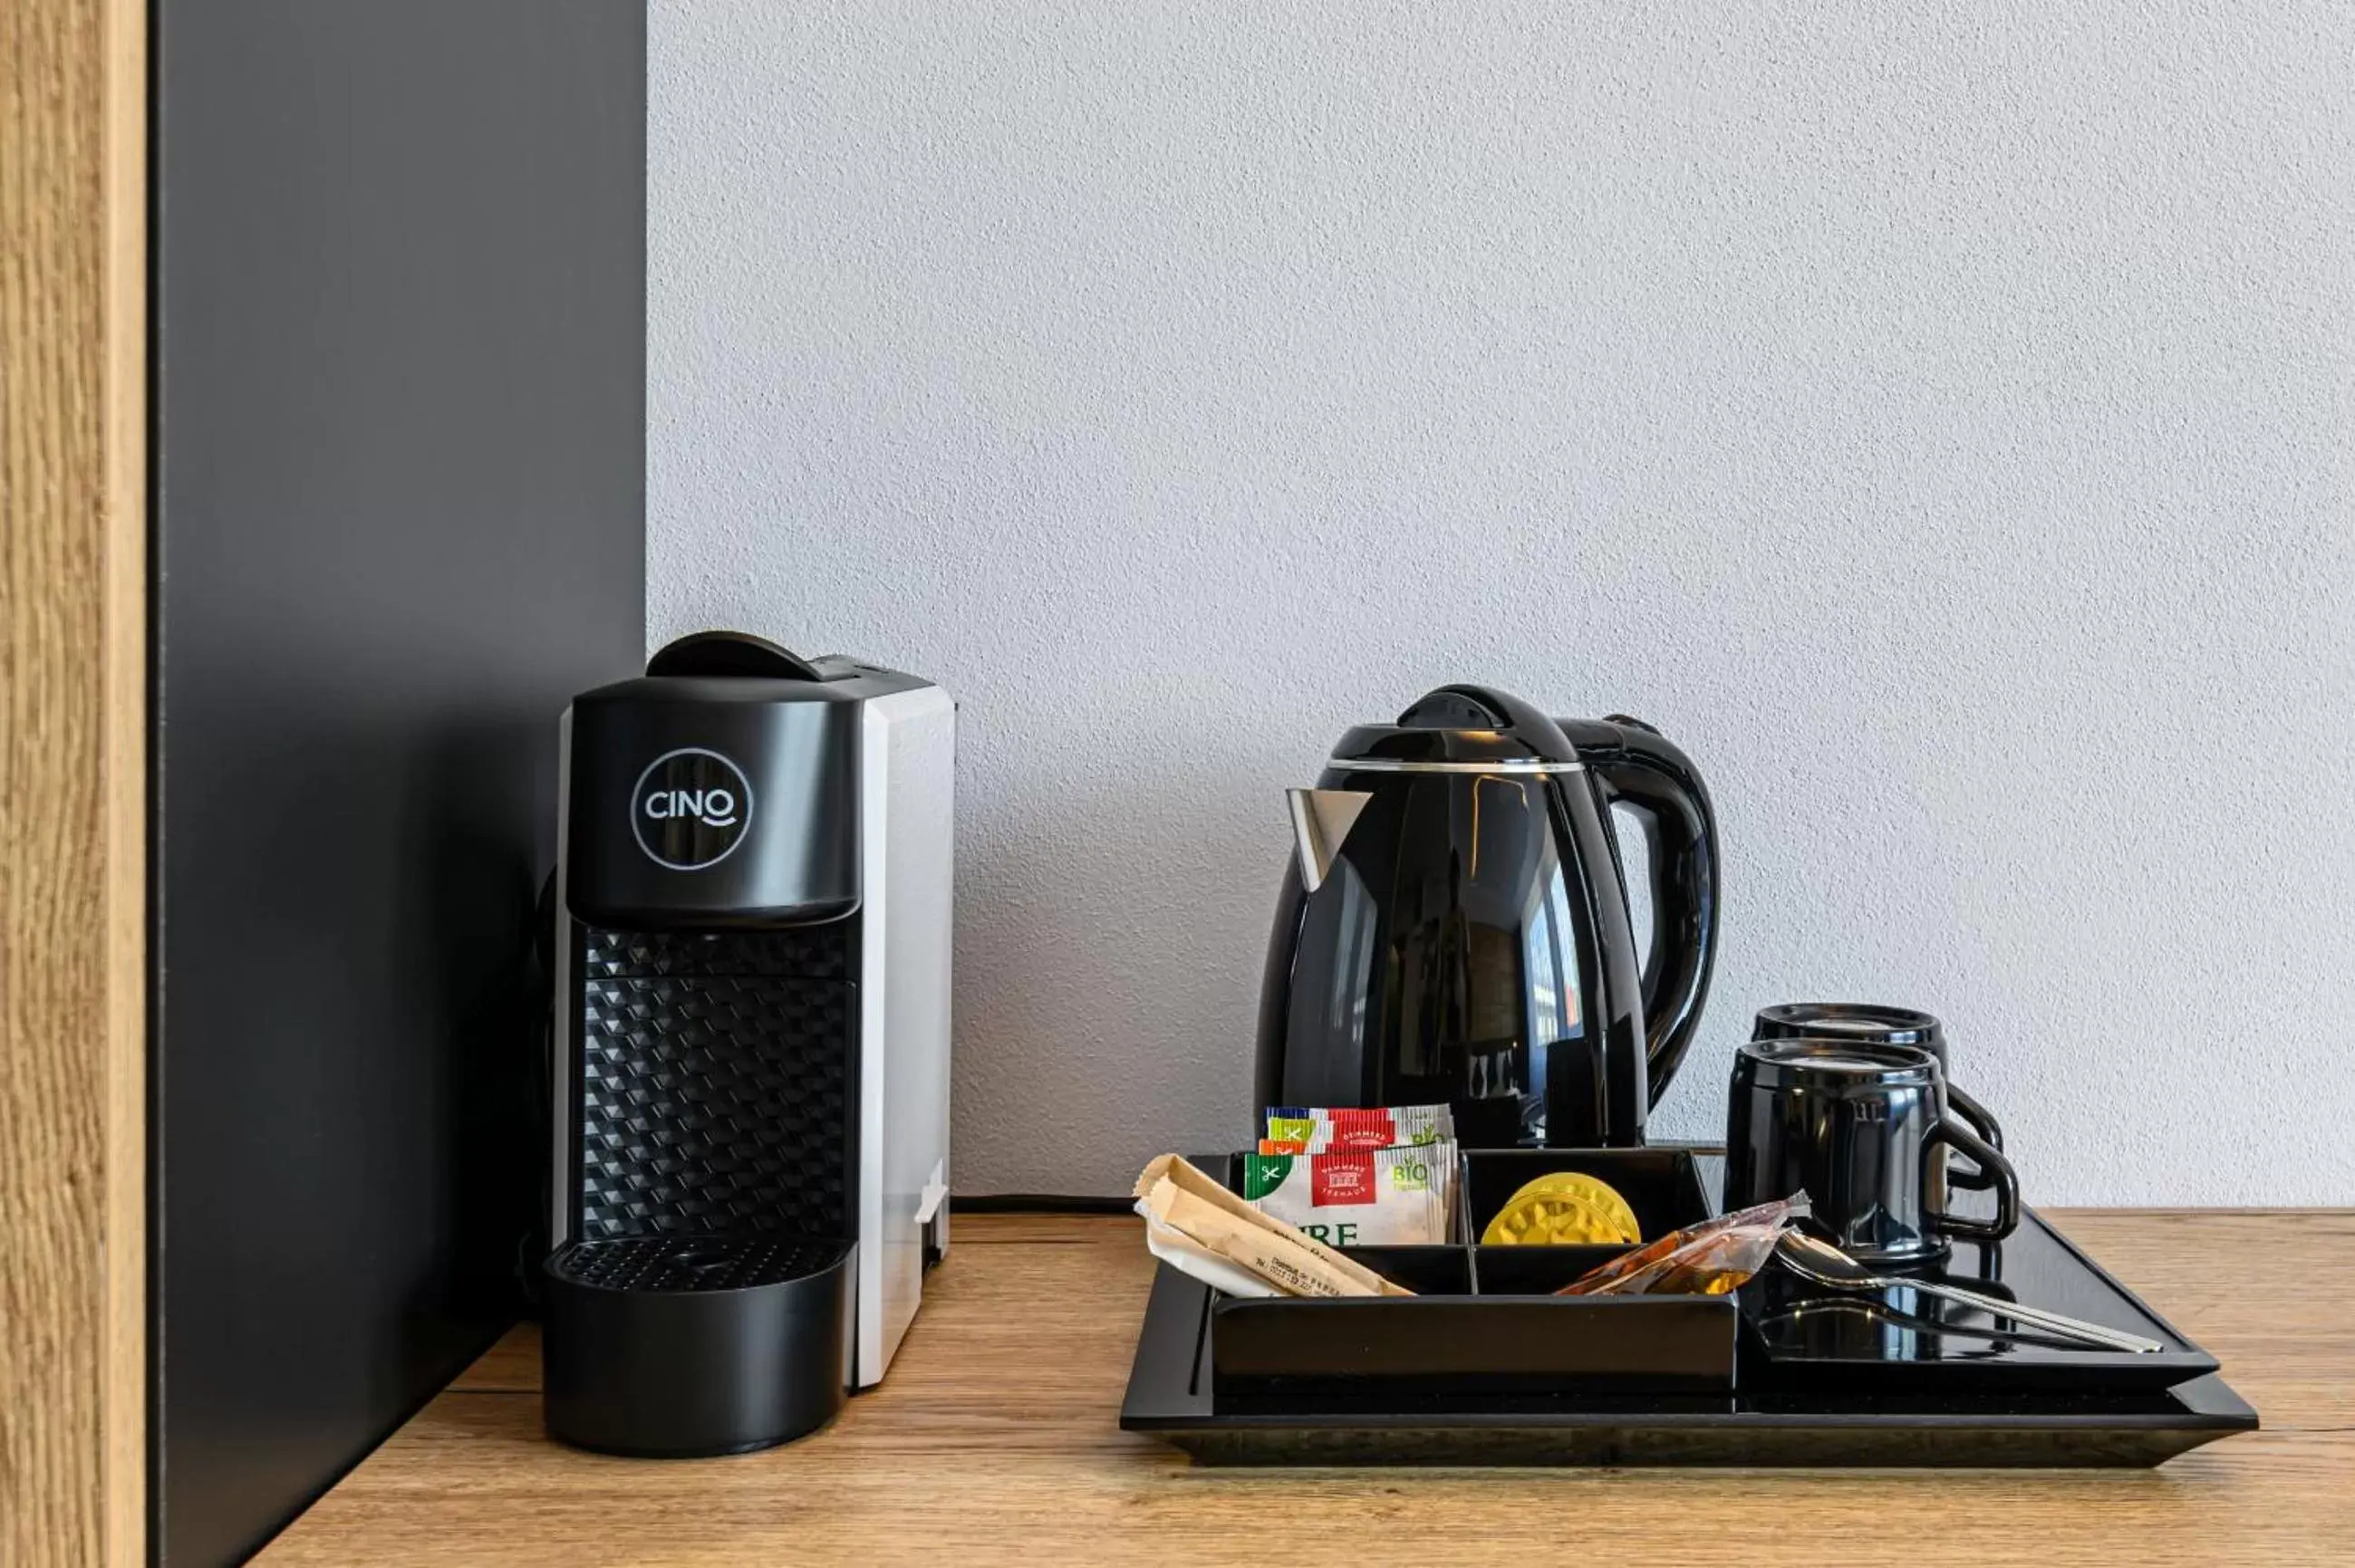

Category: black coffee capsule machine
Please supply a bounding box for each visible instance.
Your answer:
[540,631,954,1456]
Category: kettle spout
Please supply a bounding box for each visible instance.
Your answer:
[1286,788,1373,894]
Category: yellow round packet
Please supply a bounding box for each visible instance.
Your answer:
[1480,1172,1642,1246]
[1517,1172,1641,1240]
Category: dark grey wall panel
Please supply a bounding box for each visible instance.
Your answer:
[152,5,644,1563]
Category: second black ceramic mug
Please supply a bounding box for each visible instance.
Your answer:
[1752,1003,2004,1190]
[1725,1038,2020,1265]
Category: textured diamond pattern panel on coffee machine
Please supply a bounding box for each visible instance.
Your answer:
[578,973,852,1240]
[549,1234,852,1294]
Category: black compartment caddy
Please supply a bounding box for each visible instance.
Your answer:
[1210,1149,1737,1399]
[541,633,955,1457]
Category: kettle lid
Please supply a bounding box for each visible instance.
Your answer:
[1333,684,1582,766]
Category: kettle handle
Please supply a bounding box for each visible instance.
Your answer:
[1566,717,1722,1108]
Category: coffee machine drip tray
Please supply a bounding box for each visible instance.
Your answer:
[541,1233,854,1457]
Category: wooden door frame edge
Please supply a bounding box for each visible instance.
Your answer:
[102,0,150,1562]
[1,0,148,1562]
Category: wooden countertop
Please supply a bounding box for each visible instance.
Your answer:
[257,1210,2355,1567]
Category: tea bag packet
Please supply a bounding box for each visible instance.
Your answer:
[1132,1154,1413,1298]
[1262,1103,1454,1153]
[1242,1141,1457,1246]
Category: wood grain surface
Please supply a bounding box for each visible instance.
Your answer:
[254,1210,2355,1567]
[1,0,147,1564]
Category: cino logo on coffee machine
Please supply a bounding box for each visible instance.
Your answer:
[631,747,755,871]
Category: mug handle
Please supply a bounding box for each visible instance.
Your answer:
[1942,1082,2007,1190]
[1928,1111,2020,1242]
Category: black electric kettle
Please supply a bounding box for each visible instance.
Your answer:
[1254,685,1720,1148]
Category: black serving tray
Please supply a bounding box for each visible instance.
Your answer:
[1741,1200,2221,1394]
[1210,1149,1736,1399]
[1122,1150,2258,1467]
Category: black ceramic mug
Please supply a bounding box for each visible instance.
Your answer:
[1725,1039,2021,1265]
[1752,1003,2004,1190]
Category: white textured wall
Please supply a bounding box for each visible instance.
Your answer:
[651,1,2355,1203]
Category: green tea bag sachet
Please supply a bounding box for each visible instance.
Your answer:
[1261,1102,1454,1152]
[1242,1140,1456,1247]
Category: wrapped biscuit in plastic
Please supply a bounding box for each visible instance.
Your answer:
[1558,1195,1810,1297]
